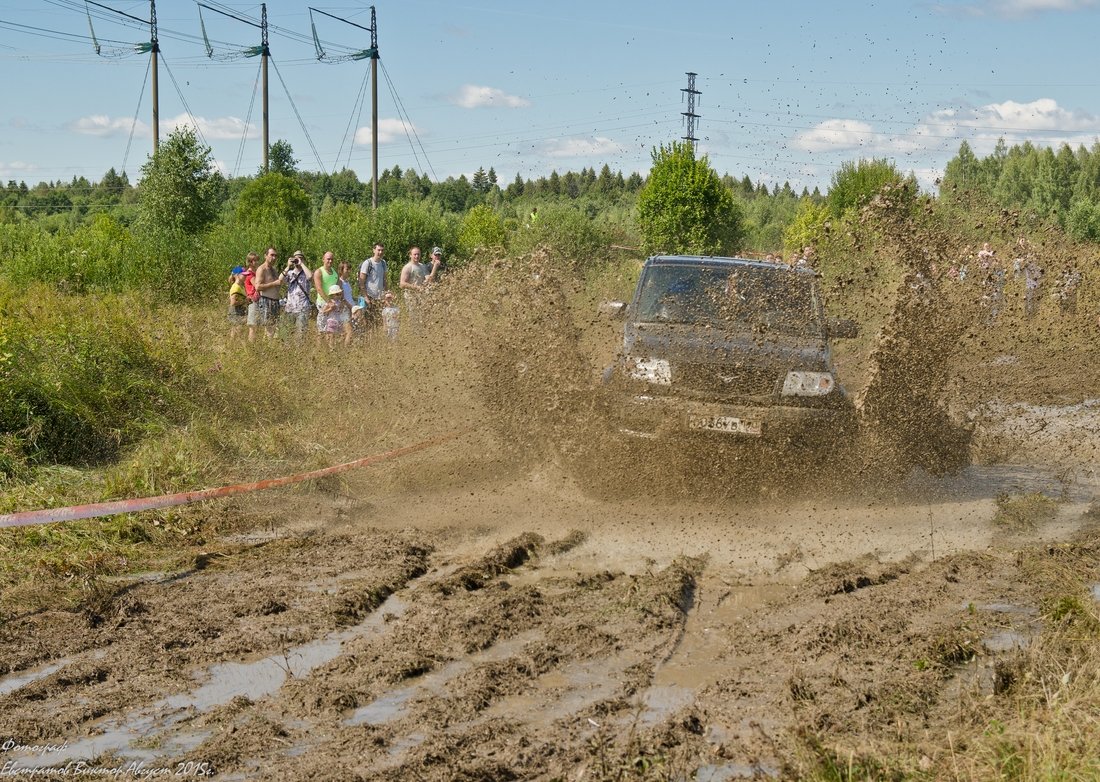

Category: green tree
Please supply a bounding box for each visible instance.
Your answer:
[136,127,225,235]
[504,173,525,199]
[458,204,505,256]
[941,141,981,195]
[635,141,743,256]
[234,172,312,226]
[1065,197,1100,242]
[432,175,475,213]
[783,198,830,253]
[826,158,911,218]
[472,167,489,193]
[268,139,299,176]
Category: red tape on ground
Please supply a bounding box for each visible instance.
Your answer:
[0,430,466,530]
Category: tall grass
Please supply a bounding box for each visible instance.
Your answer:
[0,279,198,468]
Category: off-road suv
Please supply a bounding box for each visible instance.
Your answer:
[604,255,858,449]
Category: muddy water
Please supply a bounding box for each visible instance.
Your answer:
[3,595,407,767]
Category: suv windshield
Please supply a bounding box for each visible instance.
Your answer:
[632,263,822,335]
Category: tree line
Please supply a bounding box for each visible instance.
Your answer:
[941,138,1100,242]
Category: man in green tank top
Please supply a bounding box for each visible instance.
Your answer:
[313,251,340,336]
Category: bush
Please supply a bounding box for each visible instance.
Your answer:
[0,280,196,465]
[1066,198,1100,242]
[234,172,312,227]
[636,141,743,256]
[508,203,610,267]
[458,204,506,258]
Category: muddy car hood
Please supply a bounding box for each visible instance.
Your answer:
[623,321,833,372]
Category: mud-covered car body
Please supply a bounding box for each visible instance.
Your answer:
[606,255,856,446]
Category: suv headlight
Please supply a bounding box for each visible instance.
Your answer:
[626,356,671,385]
[782,370,834,396]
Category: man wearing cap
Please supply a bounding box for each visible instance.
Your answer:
[283,250,313,343]
[427,246,445,285]
[358,242,387,332]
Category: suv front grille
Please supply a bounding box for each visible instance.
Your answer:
[675,363,778,398]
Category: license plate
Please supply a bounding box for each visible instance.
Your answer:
[688,415,762,435]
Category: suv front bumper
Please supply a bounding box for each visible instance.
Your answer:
[613,393,856,443]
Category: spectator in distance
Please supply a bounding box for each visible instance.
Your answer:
[254,246,284,340]
[358,242,388,332]
[283,250,312,343]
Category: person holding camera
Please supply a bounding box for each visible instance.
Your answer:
[284,250,313,342]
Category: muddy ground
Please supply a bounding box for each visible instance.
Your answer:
[1,259,1099,780]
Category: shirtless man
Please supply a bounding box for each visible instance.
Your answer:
[253,246,284,340]
[399,246,431,294]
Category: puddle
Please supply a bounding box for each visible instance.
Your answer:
[694,761,780,780]
[166,595,407,712]
[623,583,789,729]
[0,662,66,697]
[904,463,1094,504]
[639,684,695,727]
[6,595,408,767]
[346,630,539,727]
[388,732,427,757]
[480,655,632,728]
[965,601,1037,615]
[0,649,109,698]
[653,584,790,692]
[983,629,1030,652]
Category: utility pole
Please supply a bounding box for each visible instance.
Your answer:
[261,4,269,172]
[370,6,379,209]
[198,2,269,171]
[681,72,700,150]
[307,5,379,207]
[150,0,159,153]
[85,0,160,153]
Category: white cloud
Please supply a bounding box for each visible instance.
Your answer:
[354,118,419,146]
[70,113,255,141]
[915,98,1100,154]
[792,119,876,153]
[449,85,530,109]
[0,161,37,180]
[163,114,255,141]
[69,115,142,137]
[931,0,1096,15]
[792,99,1100,161]
[539,136,622,158]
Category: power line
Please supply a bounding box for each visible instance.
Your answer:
[379,60,437,182]
[270,55,327,175]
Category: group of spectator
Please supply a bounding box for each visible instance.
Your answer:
[227,244,445,345]
[932,239,1088,323]
[763,246,816,268]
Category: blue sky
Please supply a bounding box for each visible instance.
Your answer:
[4,0,1100,192]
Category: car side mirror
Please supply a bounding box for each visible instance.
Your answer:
[827,318,858,339]
[598,300,628,319]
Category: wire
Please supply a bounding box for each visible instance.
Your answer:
[338,68,370,171]
[379,60,437,181]
[0,17,133,47]
[233,60,262,177]
[122,55,151,173]
[270,56,327,175]
[160,53,211,151]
